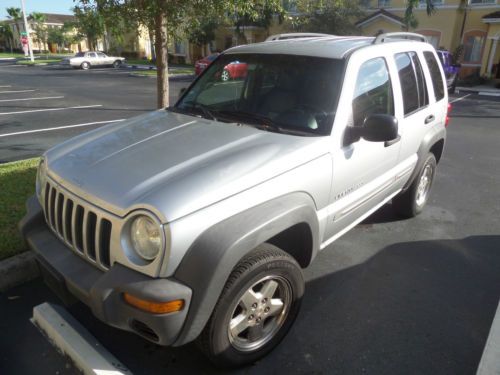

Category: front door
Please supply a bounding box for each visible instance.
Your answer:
[323,55,402,246]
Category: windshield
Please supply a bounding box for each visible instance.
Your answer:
[175,53,345,135]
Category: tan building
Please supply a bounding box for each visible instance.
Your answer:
[356,1,500,79]
[1,13,89,53]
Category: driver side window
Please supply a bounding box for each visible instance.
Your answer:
[352,57,394,127]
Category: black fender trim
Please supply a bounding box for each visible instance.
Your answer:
[173,193,319,346]
[403,128,446,191]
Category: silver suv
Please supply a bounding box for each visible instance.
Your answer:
[21,32,449,367]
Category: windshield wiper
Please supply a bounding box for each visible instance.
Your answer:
[170,103,218,121]
[218,110,282,131]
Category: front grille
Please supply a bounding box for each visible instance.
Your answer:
[43,181,112,270]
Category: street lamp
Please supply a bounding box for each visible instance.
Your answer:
[20,0,34,62]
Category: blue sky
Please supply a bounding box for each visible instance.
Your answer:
[1,0,74,20]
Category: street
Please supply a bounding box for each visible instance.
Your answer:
[1,63,500,374]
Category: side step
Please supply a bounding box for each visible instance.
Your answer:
[32,302,132,375]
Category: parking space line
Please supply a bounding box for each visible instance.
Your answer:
[0,104,102,116]
[0,85,12,88]
[0,96,64,103]
[0,90,35,94]
[450,94,471,103]
[0,119,125,138]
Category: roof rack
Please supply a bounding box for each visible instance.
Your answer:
[265,33,333,42]
[373,32,428,45]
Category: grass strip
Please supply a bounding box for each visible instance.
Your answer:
[0,158,38,260]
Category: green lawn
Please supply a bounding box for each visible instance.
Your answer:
[126,58,155,66]
[0,52,24,58]
[0,158,38,260]
[17,58,62,65]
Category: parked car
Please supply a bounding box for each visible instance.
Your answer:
[60,51,126,70]
[195,53,219,75]
[22,32,449,368]
[436,49,460,94]
[221,60,248,81]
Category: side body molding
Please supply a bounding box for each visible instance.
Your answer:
[173,192,320,346]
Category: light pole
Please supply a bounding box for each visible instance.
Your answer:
[20,0,34,62]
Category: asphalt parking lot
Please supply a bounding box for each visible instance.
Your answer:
[0,64,499,374]
[0,62,191,163]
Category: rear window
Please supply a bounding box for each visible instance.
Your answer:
[75,52,84,57]
[423,51,445,101]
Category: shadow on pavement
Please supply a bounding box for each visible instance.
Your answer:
[59,235,500,375]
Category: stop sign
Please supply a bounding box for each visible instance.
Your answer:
[21,36,28,45]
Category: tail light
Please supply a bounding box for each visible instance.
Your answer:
[445,103,452,127]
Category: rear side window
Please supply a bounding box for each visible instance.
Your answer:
[352,57,394,126]
[423,51,445,101]
[395,52,428,115]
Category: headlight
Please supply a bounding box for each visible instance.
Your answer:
[130,215,162,260]
[36,158,47,198]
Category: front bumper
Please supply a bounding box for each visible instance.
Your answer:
[19,195,192,346]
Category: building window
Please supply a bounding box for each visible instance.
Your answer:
[419,0,444,6]
[416,30,441,49]
[378,0,391,7]
[463,31,487,63]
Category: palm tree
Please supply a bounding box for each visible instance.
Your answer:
[29,12,47,51]
[0,22,14,53]
[6,7,23,40]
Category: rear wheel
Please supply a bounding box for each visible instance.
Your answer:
[80,61,90,70]
[393,153,437,218]
[448,76,458,94]
[198,244,304,368]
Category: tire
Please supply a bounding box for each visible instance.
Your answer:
[198,244,304,368]
[80,61,90,70]
[221,69,230,82]
[393,153,437,218]
[113,60,122,68]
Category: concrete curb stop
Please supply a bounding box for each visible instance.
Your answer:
[32,302,132,375]
[0,251,39,292]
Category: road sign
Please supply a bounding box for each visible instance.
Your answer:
[21,36,28,45]
[20,31,27,37]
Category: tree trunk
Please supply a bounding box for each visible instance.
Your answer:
[154,13,169,108]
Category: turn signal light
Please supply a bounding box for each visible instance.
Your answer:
[123,293,184,314]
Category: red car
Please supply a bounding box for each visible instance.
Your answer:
[194,53,219,75]
[221,60,248,81]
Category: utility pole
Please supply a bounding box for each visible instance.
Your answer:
[20,0,34,62]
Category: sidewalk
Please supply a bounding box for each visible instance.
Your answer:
[457,83,500,97]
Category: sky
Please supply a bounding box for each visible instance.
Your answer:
[0,0,74,20]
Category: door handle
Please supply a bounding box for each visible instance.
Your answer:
[424,114,435,124]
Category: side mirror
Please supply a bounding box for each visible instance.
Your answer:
[343,114,399,147]
[362,114,398,143]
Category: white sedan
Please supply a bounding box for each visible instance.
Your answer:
[61,52,126,70]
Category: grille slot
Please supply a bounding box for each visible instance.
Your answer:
[42,181,113,270]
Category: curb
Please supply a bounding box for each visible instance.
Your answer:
[32,302,132,374]
[0,251,39,292]
[456,87,500,97]
[128,72,194,80]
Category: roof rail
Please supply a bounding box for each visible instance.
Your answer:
[373,32,428,45]
[265,33,333,42]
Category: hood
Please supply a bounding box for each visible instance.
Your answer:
[46,110,327,222]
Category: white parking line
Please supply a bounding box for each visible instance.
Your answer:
[0,85,12,88]
[0,89,35,94]
[0,119,125,138]
[0,96,64,103]
[0,104,102,116]
[450,94,471,103]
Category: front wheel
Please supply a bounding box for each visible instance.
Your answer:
[113,60,122,68]
[198,244,304,368]
[221,69,230,81]
[80,61,90,70]
[393,153,437,218]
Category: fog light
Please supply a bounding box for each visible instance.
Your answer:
[123,293,184,314]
